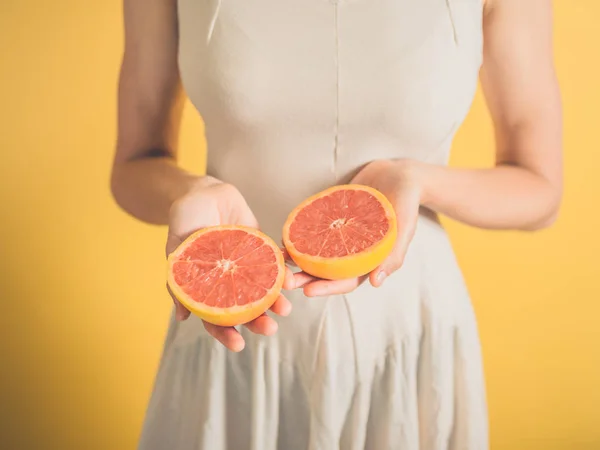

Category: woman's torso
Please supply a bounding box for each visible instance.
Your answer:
[177,0,483,242]
[139,4,489,448]
[170,0,485,375]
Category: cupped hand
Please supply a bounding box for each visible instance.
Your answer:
[291,159,422,296]
[166,178,295,352]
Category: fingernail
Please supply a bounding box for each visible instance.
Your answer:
[376,271,386,285]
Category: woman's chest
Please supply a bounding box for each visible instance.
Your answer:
[178,0,483,147]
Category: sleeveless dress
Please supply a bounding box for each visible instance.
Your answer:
[139,1,488,449]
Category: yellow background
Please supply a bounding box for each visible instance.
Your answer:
[1,1,598,449]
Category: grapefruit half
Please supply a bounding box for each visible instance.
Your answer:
[167,225,285,327]
[282,184,397,280]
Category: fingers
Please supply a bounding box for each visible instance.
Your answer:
[203,294,292,351]
[292,271,320,289]
[369,248,406,287]
[370,220,417,288]
[369,242,408,288]
[269,294,292,317]
[292,271,369,296]
[303,275,368,297]
[203,322,246,352]
[282,266,296,291]
[244,294,292,335]
[243,313,279,336]
[168,271,292,352]
[369,266,389,288]
[204,304,288,353]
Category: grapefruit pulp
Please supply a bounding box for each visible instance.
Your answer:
[167,225,285,327]
[282,184,397,280]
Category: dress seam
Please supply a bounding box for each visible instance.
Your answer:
[332,2,340,182]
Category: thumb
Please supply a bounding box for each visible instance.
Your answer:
[235,202,261,229]
[371,186,421,287]
[370,218,418,287]
[370,246,406,288]
[241,213,260,230]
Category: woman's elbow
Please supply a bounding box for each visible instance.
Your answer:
[110,163,129,211]
[525,210,559,231]
[521,185,563,231]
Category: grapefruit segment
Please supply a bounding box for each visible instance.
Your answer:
[167,225,285,326]
[282,185,397,280]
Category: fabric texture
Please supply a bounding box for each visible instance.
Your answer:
[139,0,489,448]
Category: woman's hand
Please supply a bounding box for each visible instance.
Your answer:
[167,178,294,352]
[292,160,422,296]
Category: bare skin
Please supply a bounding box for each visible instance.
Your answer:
[112,0,293,352]
[295,0,563,296]
[111,0,562,351]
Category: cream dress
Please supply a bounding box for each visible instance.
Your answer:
[139,0,488,448]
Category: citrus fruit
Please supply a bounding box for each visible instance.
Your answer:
[282,184,397,280]
[167,225,285,327]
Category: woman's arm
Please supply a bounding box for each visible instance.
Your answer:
[290,0,562,295]
[410,0,562,231]
[111,1,292,345]
[111,0,210,225]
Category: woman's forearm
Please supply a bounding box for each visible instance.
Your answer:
[406,160,562,231]
[111,156,215,225]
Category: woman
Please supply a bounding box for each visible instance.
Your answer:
[111,0,562,448]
